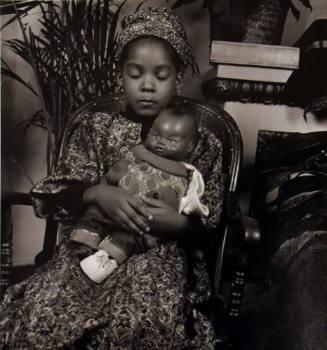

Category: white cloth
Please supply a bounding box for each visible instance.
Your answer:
[178,163,209,217]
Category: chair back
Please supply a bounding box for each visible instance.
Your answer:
[1,94,244,307]
[59,94,243,294]
[60,94,242,193]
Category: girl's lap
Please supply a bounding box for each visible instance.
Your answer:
[0,226,194,349]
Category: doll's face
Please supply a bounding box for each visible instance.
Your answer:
[120,37,182,122]
[145,109,197,161]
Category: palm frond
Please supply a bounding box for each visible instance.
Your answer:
[11,158,35,187]
[0,1,39,15]
[1,58,39,96]
[2,0,124,174]
[0,1,52,29]
[15,109,47,135]
[289,0,312,20]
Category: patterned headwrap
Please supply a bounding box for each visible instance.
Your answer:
[116,7,198,73]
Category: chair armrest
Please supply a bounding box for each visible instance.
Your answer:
[210,191,261,348]
[237,216,261,246]
[225,192,260,246]
[213,192,261,296]
[1,191,32,206]
[211,191,261,347]
[1,188,58,274]
[1,191,33,241]
[222,192,261,320]
[1,191,33,299]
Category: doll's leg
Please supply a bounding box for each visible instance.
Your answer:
[99,232,140,264]
[80,232,147,283]
[80,249,119,284]
[70,204,114,250]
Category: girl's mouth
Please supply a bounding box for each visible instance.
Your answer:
[138,100,155,106]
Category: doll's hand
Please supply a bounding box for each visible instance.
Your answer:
[141,196,189,236]
[83,184,152,235]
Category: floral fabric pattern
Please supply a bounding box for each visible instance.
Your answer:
[0,111,223,349]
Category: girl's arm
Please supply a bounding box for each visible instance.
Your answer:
[140,196,190,237]
[30,112,152,234]
[83,183,152,235]
[30,114,104,220]
[83,158,152,235]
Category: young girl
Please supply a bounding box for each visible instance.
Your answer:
[71,105,210,284]
[0,7,224,349]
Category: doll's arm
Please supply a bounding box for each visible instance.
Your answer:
[179,165,209,217]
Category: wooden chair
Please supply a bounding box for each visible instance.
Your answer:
[0,94,260,349]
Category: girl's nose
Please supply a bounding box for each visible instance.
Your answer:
[141,74,155,92]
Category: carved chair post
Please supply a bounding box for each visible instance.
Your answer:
[0,195,13,300]
[0,192,32,299]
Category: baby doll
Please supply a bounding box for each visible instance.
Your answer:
[70,105,209,283]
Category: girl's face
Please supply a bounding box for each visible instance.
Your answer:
[121,39,182,121]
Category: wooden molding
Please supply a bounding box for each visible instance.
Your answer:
[202,78,288,105]
[211,41,299,69]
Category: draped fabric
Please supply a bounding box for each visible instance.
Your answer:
[243,130,327,350]
[0,111,224,349]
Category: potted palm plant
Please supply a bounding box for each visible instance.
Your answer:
[1,0,125,175]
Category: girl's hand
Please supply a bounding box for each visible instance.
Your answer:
[83,184,152,235]
[141,196,189,236]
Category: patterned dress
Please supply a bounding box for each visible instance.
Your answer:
[0,111,224,349]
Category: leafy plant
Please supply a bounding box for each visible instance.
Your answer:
[1,0,125,174]
[168,0,312,17]
[168,0,313,43]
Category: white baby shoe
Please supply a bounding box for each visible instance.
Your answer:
[80,250,118,284]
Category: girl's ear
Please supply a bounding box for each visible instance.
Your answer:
[175,72,183,93]
[117,72,123,89]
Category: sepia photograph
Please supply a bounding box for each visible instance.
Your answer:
[1,0,327,349]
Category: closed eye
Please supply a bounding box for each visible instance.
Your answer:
[125,64,142,78]
[156,66,172,80]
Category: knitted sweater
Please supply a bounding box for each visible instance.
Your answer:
[117,145,209,216]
